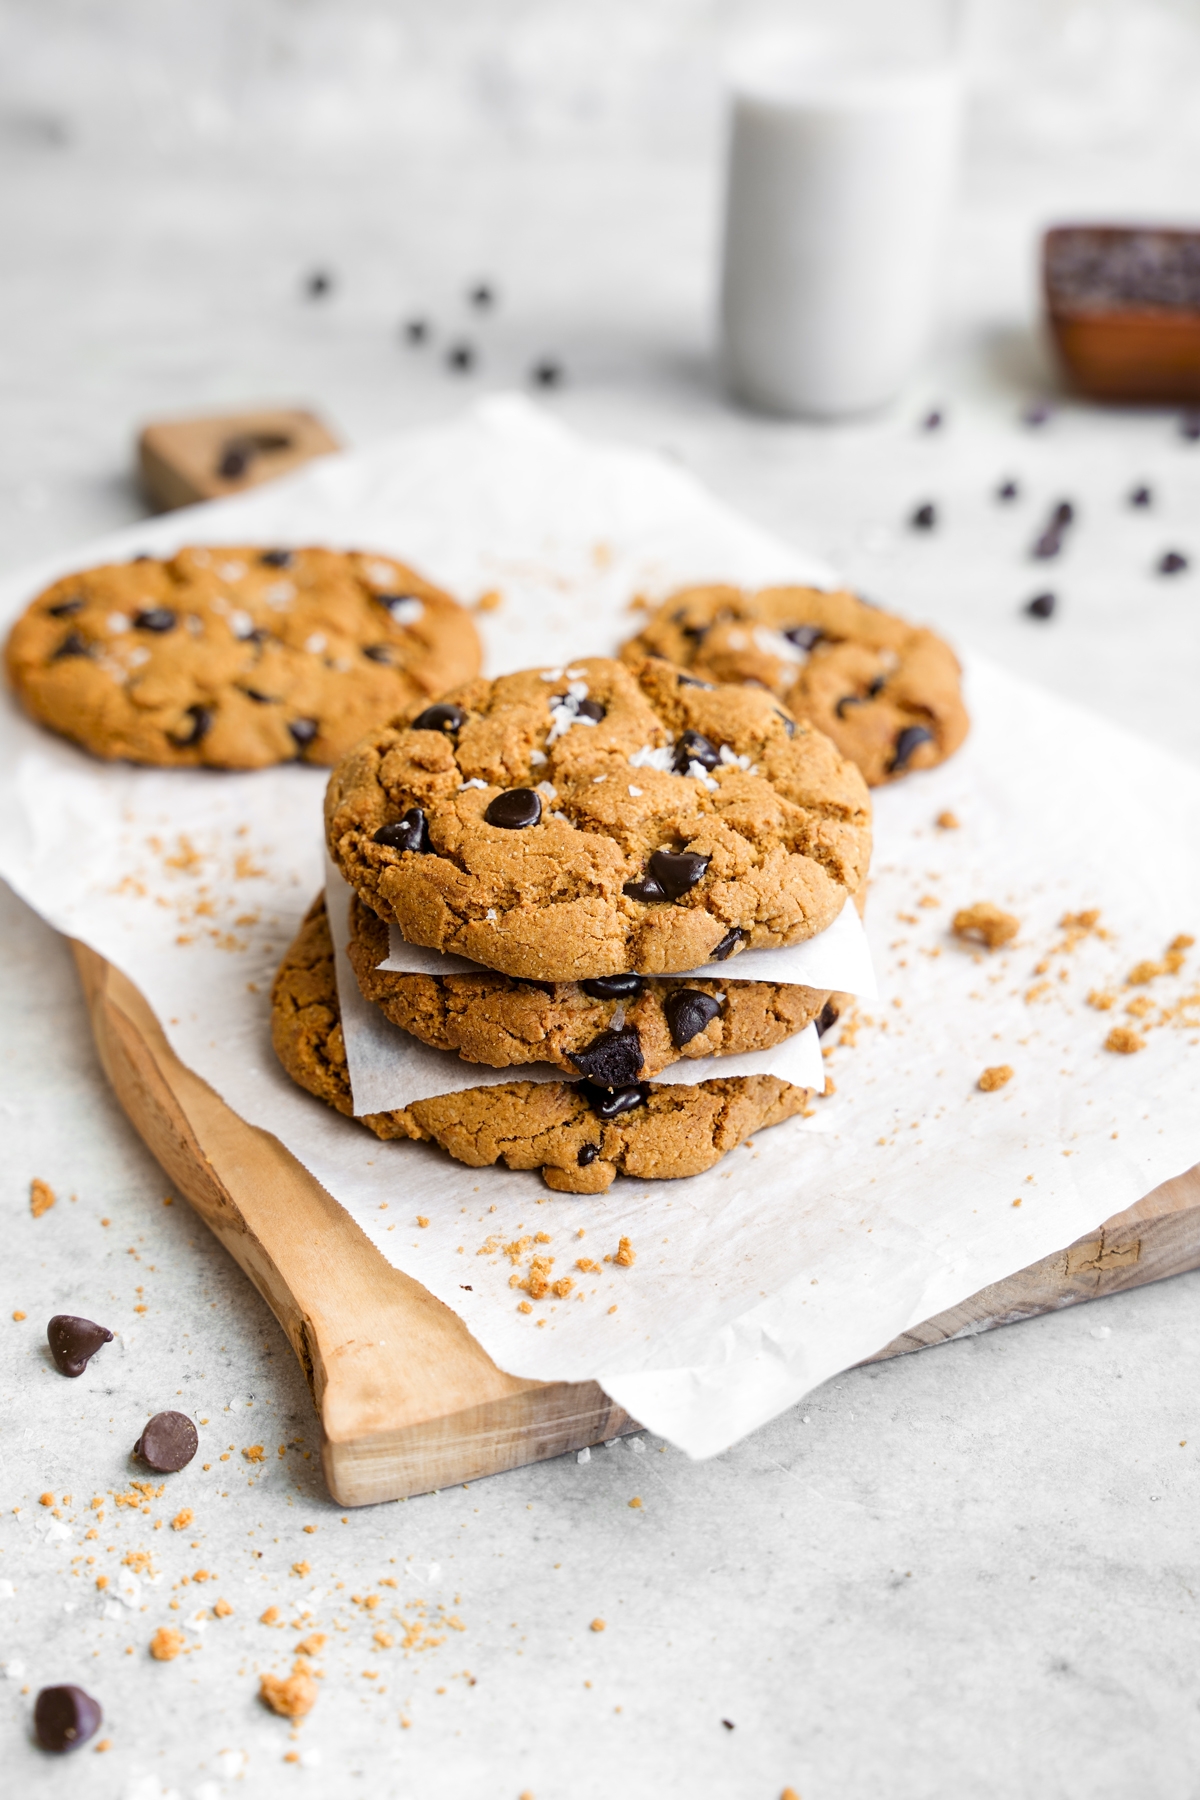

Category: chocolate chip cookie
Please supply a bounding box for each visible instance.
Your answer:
[272,895,813,1192]
[5,545,480,768]
[347,890,842,1078]
[620,585,968,787]
[325,654,871,982]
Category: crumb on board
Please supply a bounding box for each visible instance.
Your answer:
[952,903,1019,950]
[978,1064,1014,1092]
[1087,990,1116,1011]
[590,1618,606,1632]
[628,1496,643,1509]
[1105,1026,1146,1055]
[12,1311,25,1321]
[213,1598,233,1618]
[29,1178,55,1218]
[170,1509,193,1531]
[614,1236,636,1267]
[149,1627,185,1662]
[259,1668,318,1718]
[243,1445,265,1464]
[935,811,959,830]
[417,1216,429,1228]
[474,589,502,613]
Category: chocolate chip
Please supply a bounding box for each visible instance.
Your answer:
[775,712,795,737]
[677,674,714,690]
[910,503,937,530]
[362,644,392,663]
[242,688,275,703]
[816,998,841,1036]
[921,409,943,431]
[836,695,863,719]
[404,318,429,343]
[447,342,475,372]
[664,989,721,1048]
[890,724,935,771]
[469,282,495,308]
[411,703,466,733]
[170,704,211,747]
[1025,592,1056,619]
[134,1410,198,1473]
[217,445,249,480]
[672,730,719,774]
[577,1143,599,1166]
[784,624,823,651]
[576,698,606,722]
[579,1080,650,1120]
[1032,501,1075,560]
[532,360,563,387]
[709,927,744,962]
[582,974,644,1000]
[1129,485,1152,508]
[305,269,333,299]
[484,789,542,829]
[52,630,89,659]
[623,875,666,902]
[1052,501,1075,527]
[647,848,710,900]
[260,548,293,567]
[996,479,1019,502]
[374,808,431,853]
[288,718,319,749]
[46,1314,113,1377]
[568,1025,644,1088]
[33,1684,102,1753]
[1158,550,1189,574]
[46,597,82,617]
[134,608,176,632]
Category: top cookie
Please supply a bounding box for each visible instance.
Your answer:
[4,545,481,769]
[620,584,968,787]
[325,654,871,982]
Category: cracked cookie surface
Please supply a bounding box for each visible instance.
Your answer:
[272,894,813,1192]
[348,891,841,1077]
[5,544,480,768]
[325,654,871,982]
[620,585,968,787]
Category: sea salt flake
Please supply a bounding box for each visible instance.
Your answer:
[629,744,673,772]
[576,1447,591,1465]
[229,610,255,638]
[219,561,246,581]
[530,749,547,765]
[107,612,130,634]
[628,785,642,797]
[753,624,806,662]
[385,596,424,624]
[304,633,327,654]
[263,581,294,607]
[460,778,489,791]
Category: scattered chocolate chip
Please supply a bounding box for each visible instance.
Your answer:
[569,1026,644,1089]
[374,808,431,854]
[1129,485,1152,508]
[677,674,714,690]
[46,597,82,617]
[1025,592,1056,619]
[576,698,606,722]
[579,1080,650,1120]
[362,644,392,663]
[484,788,542,829]
[1052,501,1075,527]
[623,874,666,903]
[46,1314,113,1377]
[52,630,89,659]
[460,1284,473,1290]
[260,548,293,567]
[134,608,176,633]
[775,712,795,737]
[411,702,467,734]
[217,445,249,480]
[672,730,719,774]
[1031,501,1075,560]
[33,1684,102,1754]
[663,989,721,1048]
[582,974,644,1000]
[577,1143,599,1166]
[646,848,710,901]
[1022,402,1051,427]
[134,1410,198,1473]
[921,408,943,431]
[890,724,935,772]
[469,282,495,308]
[1180,412,1200,441]
[816,999,841,1037]
[532,360,563,387]
[721,1718,735,1731]
[709,927,744,962]
[305,269,333,299]
[288,719,319,750]
[910,503,937,530]
[404,318,429,344]
[447,342,475,372]
[784,624,823,651]
[169,704,211,747]
[1158,550,1189,574]
[996,480,1019,502]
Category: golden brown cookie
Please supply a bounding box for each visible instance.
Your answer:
[347,891,842,1078]
[5,545,480,768]
[325,654,871,982]
[272,895,814,1193]
[620,585,968,787]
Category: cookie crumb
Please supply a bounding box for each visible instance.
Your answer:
[243,1445,265,1463]
[12,1311,25,1321]
[474,589,502,613]
[952,903,1019,949]
[259,1669,318,1718]
[614,1236,636,1267]
[978,1064,1013,1092]
[517,1301,532,1315]
[29,1178,55,1218]
[417,1216,429,1229]
[170,1509,193,1531]
[590,1618,606,1632]
[1105,1026,1145,1054]
[628,1497,643,1509]
[149,1626,185,1661]
[213,1598,233,1618]
[1087,990,1116,1011]
[94,1739,112,1753]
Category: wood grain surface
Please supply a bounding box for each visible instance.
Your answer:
[72,942,1200,1505]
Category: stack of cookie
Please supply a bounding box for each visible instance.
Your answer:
[273,653,876,1192]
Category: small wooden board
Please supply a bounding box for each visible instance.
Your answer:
[138,407,341,511]
[72,943,1200,1505]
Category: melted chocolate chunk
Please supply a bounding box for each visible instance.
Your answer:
[647,848,710,900]
[890,724,935,772]
[362,643,392,663]
[374,808,431,854]
[260,548,293,567]
[709,926,745,962]
[677,674,714,690]
[1025,592,1056,619]
[911,503,937,530]
[1159,550,1189,575]
[411,703,466,734]
[46,597,82,617]
[134,1410,198,1473]
[577,1142,600,1166]
[663,989,721,1048]
[784,624,824,651]
[816,998,841,1037]
[672,730,719,774]
[169,704,211,747]
[623,874,665,903]
[134,608,176,633]
[484,789,542,829]
[576,697,606,722]
[52,631,89,659]
[47,1315,113,1378]
[579,1080,651,1120]
[242,688,275,703]
[33,1685,102,1754]
[288,718,319,749]
[568,1025,644,1088]
[775,711,796,738]
[582,974,644,1000]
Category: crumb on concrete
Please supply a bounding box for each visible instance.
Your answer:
[259,1668,318,1718]
[29,1178,55,1218]
[149,1627,185,1662]
[1105,1026,1146,1055]
[935,811,959,830]
[952,903,1019,950]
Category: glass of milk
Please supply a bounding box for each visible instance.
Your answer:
[719,26,963,418]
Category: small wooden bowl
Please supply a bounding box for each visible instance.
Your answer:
[1044,225,1200,404]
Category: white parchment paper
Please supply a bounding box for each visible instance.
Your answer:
[1,396,1199,1459]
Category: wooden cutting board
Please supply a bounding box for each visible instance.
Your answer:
[72,942,1200,1506]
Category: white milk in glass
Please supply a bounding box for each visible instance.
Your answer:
[720,59,962,417]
